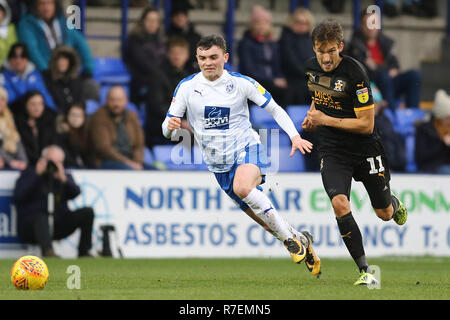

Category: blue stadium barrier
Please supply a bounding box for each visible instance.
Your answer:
[143,147,154,166]
[262,132,291,151]
[250,105,280,129]
[93,57,130,85]
[383,108,395,125]
[395,108,426,136]
[85,99,100,114]
[152,144,196,170]
[405,134,417,173]
[286,105,310,130]
[271,146,305,172]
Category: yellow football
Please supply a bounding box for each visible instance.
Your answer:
[11,255,49,290]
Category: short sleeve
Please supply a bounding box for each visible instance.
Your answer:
[235,73,272,108]
[350,64,374,112]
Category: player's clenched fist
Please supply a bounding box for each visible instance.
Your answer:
[301,117,317,131]
[307,109,326,127]
[167,117,181,130]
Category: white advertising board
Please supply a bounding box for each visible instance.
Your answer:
[1,171,449,258]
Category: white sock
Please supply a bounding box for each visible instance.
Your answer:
[242,188,293,242]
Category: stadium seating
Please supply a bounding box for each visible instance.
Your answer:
[152,144,197,170]
[383,108,396,125]
[143,146,154,166]
[85,99,100,114]
[394,108,427,136]
[93,57,130,85]
[269,146,305,172]
[405,134,417,172]
[250,105,280,129]
[286,105,310,131]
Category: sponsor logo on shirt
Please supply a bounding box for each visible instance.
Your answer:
[204,106,230,130]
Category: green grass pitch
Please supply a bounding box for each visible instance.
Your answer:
[1,257,449,300]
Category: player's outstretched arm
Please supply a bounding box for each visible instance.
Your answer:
[263,100,313,155]
[290,135,313,156]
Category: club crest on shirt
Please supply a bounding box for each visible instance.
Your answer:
[333,79,345,92]
[356,87,369,103]
[225,80,235,94]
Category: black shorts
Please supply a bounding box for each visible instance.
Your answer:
[319,141,392,209]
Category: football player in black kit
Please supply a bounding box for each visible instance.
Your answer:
[302,19,407,286]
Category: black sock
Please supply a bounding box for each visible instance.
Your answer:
[336,212,368,272]
[391,195,399,213]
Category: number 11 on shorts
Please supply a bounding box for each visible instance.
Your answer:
[367,156,385,174]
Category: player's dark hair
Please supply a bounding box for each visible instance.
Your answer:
[196,35,227,53]
[311,19,344,45]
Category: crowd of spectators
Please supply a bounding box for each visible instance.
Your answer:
[0,0,448,176]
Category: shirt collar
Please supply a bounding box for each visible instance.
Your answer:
[199,69,230,86]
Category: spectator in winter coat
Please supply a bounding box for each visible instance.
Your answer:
[87,86,145,170]
[345,11,422,112]
[166,3,201,71]
[14,90,58,165]
[56,103,93,169]
[0,43,56,112]
[0,86,28,170]
[124,6,168,109]
[238,5,288,107]
[415,90,450,174]
[278,8,315,106]
[145,37,194,148]
[42,45,99,114]
[17,0,94,76]
[13,144,94,257]
[0,0,18,66]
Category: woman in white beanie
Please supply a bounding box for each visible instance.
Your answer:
[415,89,450,173]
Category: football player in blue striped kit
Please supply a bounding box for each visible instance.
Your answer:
[162,34,321,276]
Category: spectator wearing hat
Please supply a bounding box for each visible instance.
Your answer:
[415,90,450,174]
[0,0,18,66]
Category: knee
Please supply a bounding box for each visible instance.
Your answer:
[233,184,253,199]
[331,195,351,217]
[375,207,393,221]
